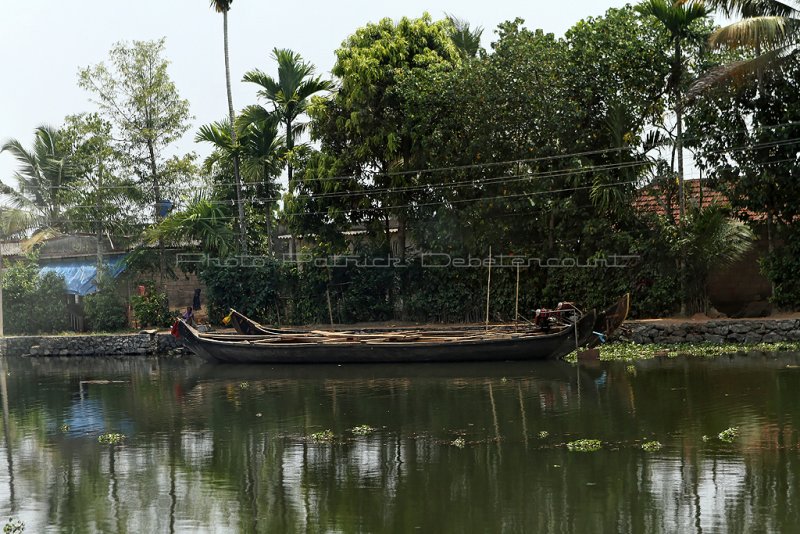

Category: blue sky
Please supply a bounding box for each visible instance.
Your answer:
[0,0,632,189]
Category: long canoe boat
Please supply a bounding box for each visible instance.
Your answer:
[227,294,630,342]
[175,310,598,364]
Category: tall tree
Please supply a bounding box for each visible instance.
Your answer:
[210,0,248,254]
[307,15,461,260]
[242,48,331,185]
[79,38,192,279]
[637,0,711,221]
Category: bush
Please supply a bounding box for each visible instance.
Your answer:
[130,280,175,327]
[84,272,128,331]
[2,256,69,334]
[762,229,800,310]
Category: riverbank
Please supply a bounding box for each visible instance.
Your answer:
[626,317,800,344]
[0,331,184,357]
[2,316,800,358]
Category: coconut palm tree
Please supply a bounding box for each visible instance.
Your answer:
[196,115,284,254]
[688,0,800,90]
[1,125,75,234]
[446,14,484,59]
[145,193,235,257]
[242,49,332,184]
[637,0,711,222]
[238,106,285,254]
[209,0,247,254]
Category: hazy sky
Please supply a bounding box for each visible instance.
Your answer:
[0,0,632,189]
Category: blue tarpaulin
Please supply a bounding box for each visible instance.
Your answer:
[39,256,127,296]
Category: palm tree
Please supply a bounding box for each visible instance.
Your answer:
[1,125,75,233]
[446,14,484,59]
[669,204,754,313]
[209,0,247,254]
[242,49,332,185]
[637,0,711,222]
[145,193,235,257]
[238,106,285,254]
[688,0,800,89]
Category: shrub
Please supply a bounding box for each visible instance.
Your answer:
[2,256,69,334]
[84,272,127,331]
[130,280,175,327]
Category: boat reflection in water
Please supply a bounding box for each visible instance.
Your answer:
[0,352,799,532]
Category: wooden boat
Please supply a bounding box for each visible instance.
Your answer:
[175,310,598,364]
[589,293,631,348]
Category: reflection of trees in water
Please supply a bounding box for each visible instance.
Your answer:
[1,355,800,531]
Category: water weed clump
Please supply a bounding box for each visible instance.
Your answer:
[567,439,602,452]
[310,430,335,442]
[98,433,126,445]
[538,431,549,439]
[642,440,662,452]
[3,517,24,534]
[450,437,466,448]
[718,427,739,443]
[565,341,800,363]
[350,425,376,436]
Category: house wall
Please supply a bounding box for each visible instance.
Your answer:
[707,235,773,316]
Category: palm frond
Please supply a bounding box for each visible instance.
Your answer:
[691,0,800,18]
[710,15,795,48]
[209,0,232,13]
[687,42,798,97]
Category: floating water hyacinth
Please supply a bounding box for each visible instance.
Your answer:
[567,439,602,452]
[350,425,375,436]
[310,430,335,442]
[450,437,466,448]
[239,382,250,389]
[718,427,739,443]
[98,433,126,445]
[642,441,662,452]
[538,431,549,439]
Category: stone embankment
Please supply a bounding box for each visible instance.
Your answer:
[0,332,184,357]
[626,318,800,344]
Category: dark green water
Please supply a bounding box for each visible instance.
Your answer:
[1,353,800,533]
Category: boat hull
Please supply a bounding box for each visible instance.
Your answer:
[177,311,597,364]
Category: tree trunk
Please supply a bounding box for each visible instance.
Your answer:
[675,39,685,224]
[147,140,166,284]
[223,10,248,255]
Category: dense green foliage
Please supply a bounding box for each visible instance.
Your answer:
[83,272,128,331]
[5,3,800,330]
[130,280,174,327]
[1,256,69,334]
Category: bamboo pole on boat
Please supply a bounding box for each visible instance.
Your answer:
[485,247,492,330]
[326,287,334,327]
[514,264,520,327]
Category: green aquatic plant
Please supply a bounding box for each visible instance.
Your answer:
[310,430,335,442]
[60,424,69,433]
[566,341,800,363]
[98,433,126,445]
[567,439,602,452]
[350,425,376,436]
[718,427,739,443]
[451,437,466,448]
[642,440,662,452]
[702,435,710,442]
[538,431,549,439]
[239,381,250,389]
[3,517,24,534]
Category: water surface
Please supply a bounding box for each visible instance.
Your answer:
[1,353,799,533]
